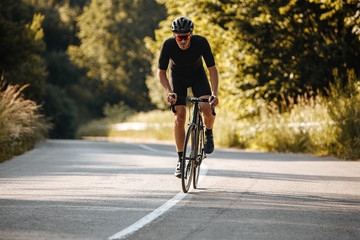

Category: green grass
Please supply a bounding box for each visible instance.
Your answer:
[326,71,360,160]
[247,96,336,154]
[77,91,359,160]
[77,108,245,145]
[76,110,174,141]
[77,102,334,153]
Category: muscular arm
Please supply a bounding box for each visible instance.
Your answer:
[157,69,172,94]
[208,65,219,106]
[157,68,176,103]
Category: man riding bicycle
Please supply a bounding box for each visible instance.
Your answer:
[157,17,219,178]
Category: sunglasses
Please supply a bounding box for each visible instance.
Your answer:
[174,34,191,41]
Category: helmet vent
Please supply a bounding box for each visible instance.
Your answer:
[171,17,194,33]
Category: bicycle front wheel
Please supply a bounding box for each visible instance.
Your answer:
[182,125,195,193]
[193,125,204,189]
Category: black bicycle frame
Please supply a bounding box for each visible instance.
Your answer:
[169,96,216,162]
[189,101,201,161]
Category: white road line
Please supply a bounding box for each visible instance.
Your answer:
[107,191,186,240]
[108,143,208,240]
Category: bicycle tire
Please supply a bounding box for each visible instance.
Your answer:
[182,124,195,193]
[193,119,204,189]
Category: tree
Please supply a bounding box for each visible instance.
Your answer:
[145,0,360,117]
[0,0,47,101]
[201,0,360,105]
[68,0,166,109]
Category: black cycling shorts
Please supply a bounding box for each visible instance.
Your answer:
[171,69,212,106]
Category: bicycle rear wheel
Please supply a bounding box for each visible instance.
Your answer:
[182,125,195,193]
[193,124,204,189]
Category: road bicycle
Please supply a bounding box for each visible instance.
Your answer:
[170,96,216,193]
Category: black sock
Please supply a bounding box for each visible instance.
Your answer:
[206,128,213,135]
[177,152,183,161]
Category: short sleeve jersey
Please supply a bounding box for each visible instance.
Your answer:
[158,35,215,76]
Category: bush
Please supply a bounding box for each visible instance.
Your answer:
[75,118,111,138]
[42,84,78,139]
[0,78,50,162]
[103,101,137,123]
[250,95,336,154]
[213,109,244,148]
[76,101,138,139]
[327,69,360,160]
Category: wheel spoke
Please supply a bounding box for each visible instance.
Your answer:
[193,118,204,189]
[182,126,194,193]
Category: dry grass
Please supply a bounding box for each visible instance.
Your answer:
[0,77,50,162]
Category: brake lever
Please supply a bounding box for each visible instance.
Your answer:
[169,94,177,113]
[209,96,216,116]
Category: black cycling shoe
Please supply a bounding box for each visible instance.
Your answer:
[174,161,181,178]
[204,132,214,154]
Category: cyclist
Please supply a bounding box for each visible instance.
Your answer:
[157,17,219,178]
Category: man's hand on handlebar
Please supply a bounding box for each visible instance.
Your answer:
[168,93,177,113]
[167,93,177,104]
[209,95,219,107]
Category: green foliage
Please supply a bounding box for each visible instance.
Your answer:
[2,0,359,159]
[23,0,112,138]
[146,0,360,117]
[76,100,138,139]
[210,0,360,106]
[0,1,48,101]
[103,101,137,123]
[212,109,244,148]
[76,118,110,138]
[76,97,336,158]
[327,69,360,160]
[44,51,101,124]
[0,79,50,162]
[42,84,78,138]
[76,109,174,141]
[68,0,166,109]
[248,95,335,153]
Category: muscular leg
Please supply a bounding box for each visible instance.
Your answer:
[199,95,215,129]
[173,105,186,152]
[199,95,216,154]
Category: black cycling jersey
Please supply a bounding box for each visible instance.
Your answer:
[158,35,215,106]
[158,35,215,75]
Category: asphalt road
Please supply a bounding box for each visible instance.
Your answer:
[0,139,359,240]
